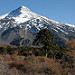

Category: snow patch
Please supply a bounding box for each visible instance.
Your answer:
[0,13,8,20]
[14,17,30,24]
[56,27,68,34]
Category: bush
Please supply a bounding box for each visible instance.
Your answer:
[0,47,7,54]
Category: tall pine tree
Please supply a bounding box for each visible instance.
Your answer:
[33,29,59,58]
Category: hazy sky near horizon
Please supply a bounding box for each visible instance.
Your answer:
[0,0,75,25]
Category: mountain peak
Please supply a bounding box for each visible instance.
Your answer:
[6,6,31,18]
[2,6,38,24]
[20,6,26,8]
[19,6,30,11]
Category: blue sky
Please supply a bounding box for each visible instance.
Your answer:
[0,0,75,25]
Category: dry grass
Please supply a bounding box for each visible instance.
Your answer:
[0,54,74,75]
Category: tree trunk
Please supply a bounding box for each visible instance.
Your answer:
[46,49,48,57]
[46,53,48,58]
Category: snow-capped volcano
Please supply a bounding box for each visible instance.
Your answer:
[7,6,31,17]
[0,6,39,24]
[0,6,75,46]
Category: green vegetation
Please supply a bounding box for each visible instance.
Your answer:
[0,29,65,59]
[33,29,63,59]
[0,47,7,54]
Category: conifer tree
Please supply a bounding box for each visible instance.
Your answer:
[33,29,59,58]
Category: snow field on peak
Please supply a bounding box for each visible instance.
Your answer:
[14,17,30,24]
[0,13,8,20]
